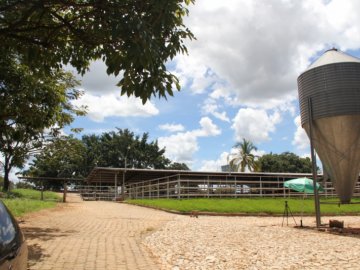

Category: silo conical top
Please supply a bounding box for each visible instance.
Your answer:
[297,49,360,203]
[305,48,360,72]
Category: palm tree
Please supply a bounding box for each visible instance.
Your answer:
[228,138,259,172]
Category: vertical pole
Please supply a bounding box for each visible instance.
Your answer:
[122,171,125,200]
[177,175,181,199]
[167,177,169,198]
[114,173,117,201]
[41,179,44,201]
[63,181,67,203]
[235,177,237,198]
[207,176,210,198]
[308,97,321,228]
[260,177,263,197]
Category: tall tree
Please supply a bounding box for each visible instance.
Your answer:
[228,138,258,172]
[0,55,86,191]
[259,152,313,173]
[0,0,195,103]
[81,128,171,174]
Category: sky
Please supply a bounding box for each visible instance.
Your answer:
[63,0,360,172]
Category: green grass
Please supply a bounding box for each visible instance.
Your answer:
[9,188,61,201]
[1,188,61,217]
[127,198,360,215]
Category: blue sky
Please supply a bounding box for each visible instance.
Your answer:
[65,0,360,171]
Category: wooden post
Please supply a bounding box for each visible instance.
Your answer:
[260,177,263,197]
[41,179,44,201]
[63,181,67,203]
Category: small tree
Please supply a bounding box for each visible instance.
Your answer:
[25,136,87,190]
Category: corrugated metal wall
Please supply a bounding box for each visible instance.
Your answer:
[298,63,360,126]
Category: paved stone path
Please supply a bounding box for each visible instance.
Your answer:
[21,194,173,270]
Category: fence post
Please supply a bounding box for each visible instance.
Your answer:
[167,179,169,198]
[235,177,237,198]
[158,180,160,198]
[207,176,210,198]
[178,175,181,199]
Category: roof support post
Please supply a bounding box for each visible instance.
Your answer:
[122,171,126,200]
[114,173,118,201]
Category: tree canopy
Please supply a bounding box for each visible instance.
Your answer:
[228,138,259,172]
[0,55,86,191]
[81,128,172,173]
[0,0,195,102]
[27,136,87,179]
[26,128,190,186]
[258,152,312,173]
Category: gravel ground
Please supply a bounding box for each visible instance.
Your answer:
[145,215,360,270]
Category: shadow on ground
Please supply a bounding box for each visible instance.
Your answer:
[23,227,77,241]
[23,227,78,268]
[296,226,360,239]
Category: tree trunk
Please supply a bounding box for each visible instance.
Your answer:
[2,157,11,192]
[3,167,10,192]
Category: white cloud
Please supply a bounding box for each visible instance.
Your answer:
[199,151,229,172]
[292,115,310,150]
[174,0,360,110]
[231,108,281,143]
[252,149,267,158]
[202,98,230,122]
[200,148,266,172]
[72,92,159,122]
[158,123,185,133]
[158,132,198,164]
[67,60,121,95]
[173,54,219,94]
[158,117,221,163]
[195,117,221,137]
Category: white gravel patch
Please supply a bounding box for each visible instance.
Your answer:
[145,215,360,270]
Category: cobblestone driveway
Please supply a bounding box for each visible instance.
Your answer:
[21,194,173,270]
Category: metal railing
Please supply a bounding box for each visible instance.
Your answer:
[78,177,360,201]
[126,178,360,200]
[78,185,120,201]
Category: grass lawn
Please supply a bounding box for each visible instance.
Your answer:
[1,188,61,217]
[127,197,360,215]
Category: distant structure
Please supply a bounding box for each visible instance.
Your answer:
[221,165,231,172]
[297,48,360,203]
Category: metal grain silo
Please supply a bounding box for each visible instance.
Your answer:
[297,48,360,203]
